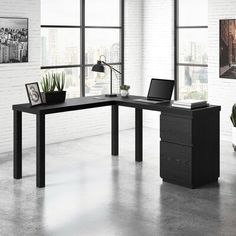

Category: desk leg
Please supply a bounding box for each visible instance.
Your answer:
[112,105,119,156]
[135,108,143,162]
[14,110,22,179]
[36,114,45,188]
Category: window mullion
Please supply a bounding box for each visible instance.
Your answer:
[80,0,85,97]
[120,0,124,85]
[174,0,178,99]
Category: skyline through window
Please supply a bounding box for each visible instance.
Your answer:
[176,0,208,100]
[41,0,124,98]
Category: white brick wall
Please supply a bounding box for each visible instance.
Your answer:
[0,0,41,153]
[2,0,231,154]
[0,0,143,154]
[142,0,174,129]
[208,0,236,141]
[124,0,143,95]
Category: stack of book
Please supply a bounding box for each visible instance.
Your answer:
[172,99,208,109]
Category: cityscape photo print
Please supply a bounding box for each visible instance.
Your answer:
[0,17,28,63]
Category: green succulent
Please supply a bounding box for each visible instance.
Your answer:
[41,73,56,93]
[231,104,236,127]
[41,72,65,92]
[120,85,130,91]
[55,72,65,91]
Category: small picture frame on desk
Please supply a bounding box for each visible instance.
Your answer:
[25,82,43,106]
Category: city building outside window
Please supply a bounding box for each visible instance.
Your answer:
[41,0,124,98]
[175,0,208,100]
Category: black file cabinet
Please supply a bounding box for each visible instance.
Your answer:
[160,109,220,188]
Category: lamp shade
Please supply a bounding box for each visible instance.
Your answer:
[92,61,105,73]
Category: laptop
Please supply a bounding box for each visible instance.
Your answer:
[134,79,175,104]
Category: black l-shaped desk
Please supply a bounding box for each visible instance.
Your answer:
[12,95,221,189]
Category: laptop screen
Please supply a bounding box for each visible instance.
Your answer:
[147,79,174,100]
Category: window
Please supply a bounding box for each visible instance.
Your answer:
[41,0,124,98]
[175,0,208,100]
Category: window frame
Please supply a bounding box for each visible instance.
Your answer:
[174,0,208,100]
[41,0,124,97]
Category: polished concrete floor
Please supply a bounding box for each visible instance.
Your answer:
[1,128,236,236]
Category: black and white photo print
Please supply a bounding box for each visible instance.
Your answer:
[0,17,28,63]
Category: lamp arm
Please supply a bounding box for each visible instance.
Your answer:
[101,61,122,75]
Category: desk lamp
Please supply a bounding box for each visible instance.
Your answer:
[92,55,121,97]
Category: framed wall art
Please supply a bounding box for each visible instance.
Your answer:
[0,17,28,64]
[220,19,236,79]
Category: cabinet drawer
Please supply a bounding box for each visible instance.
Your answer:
[160,141,192,185]
[160,114,192,146]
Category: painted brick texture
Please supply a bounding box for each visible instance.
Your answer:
[0,0,143,154]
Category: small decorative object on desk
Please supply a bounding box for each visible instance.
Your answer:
[41,72,66,104]
[172,99,208,109]
[25,82,43,106]
[120,85,130,97]
[230,104,236,151]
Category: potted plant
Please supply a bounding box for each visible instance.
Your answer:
[230,104,236,151]
[41,72,66,104]
[120,85,130,97]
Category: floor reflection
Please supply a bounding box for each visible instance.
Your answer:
[1,129,236,235]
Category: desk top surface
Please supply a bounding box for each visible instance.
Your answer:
[12,95,221,116]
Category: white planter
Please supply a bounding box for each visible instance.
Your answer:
[120,90,129,97]
[232,127,236,151]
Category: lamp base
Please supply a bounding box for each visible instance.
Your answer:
[105,94,117,97]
